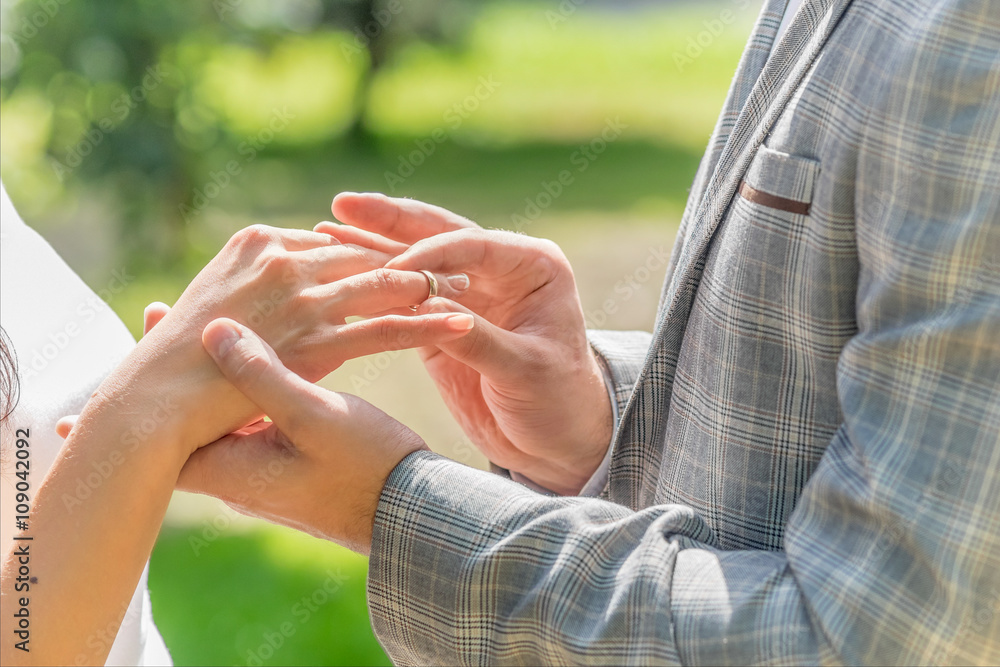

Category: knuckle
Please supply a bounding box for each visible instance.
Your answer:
[531,239,571,275]
[371,316,413,351]
[535,237,563,258]
[346,243,376,267]
[229,348,270,387]
[371,267,402,294]
[232,224,275,251]
[374,318,398,349]
[257,249,290,276]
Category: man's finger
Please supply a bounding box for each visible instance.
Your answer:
[314,221,409,256]
[295,243,394,284]
[386,228,562,288]
[412,298,530,379]
[332,192,478,244]
[202,318,328,437]
[143,302,171,336]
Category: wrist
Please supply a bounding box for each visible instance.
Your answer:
[512,351,613,496]
[338,401,429,554]
[91,333,259,456]
[357,444,429,555]
[69,390,192,475]
[564,351,615,490]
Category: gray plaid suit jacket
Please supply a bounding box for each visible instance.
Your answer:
[366,0,1000,664]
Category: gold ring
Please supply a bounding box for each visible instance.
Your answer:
[418,270,438,299]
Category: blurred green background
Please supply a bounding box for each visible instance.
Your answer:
[0,0,756,664]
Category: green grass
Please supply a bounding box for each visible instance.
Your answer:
[149,524,390,666]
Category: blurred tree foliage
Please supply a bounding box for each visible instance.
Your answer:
[1,0,751,286]
[0,0,479,271]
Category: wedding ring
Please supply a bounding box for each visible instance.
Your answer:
[418,270,438,299]
[409,270,439,311]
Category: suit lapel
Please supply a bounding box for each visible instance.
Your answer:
[665,0,789,277]
[609,0,855,510]
[688,0,855,263]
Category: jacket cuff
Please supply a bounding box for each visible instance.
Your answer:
[586,329,652,419]
[366,450,542,665]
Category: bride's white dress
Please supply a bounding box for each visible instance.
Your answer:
[0,183,172,666]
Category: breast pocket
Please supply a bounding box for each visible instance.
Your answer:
[738,146,820,216]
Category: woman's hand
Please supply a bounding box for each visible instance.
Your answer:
[85,224,472,457]
[326,194,613,495]
[177,318,427,554]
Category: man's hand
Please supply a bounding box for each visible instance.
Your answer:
[324,193,613,495]
[177,318,427,554]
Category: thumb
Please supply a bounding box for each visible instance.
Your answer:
[202,318,325,437]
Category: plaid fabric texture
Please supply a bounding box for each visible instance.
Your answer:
[367,0,1000,664]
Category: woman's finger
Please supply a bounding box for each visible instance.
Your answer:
[314,221,409,256]
[411,297,532,379]
[295,243,395,284]
[332,192,478,244]
[272,227,342,251]
[322,313,475,364]
[143,302,171,336]
[55,415,79,439]
[308,269,469,318]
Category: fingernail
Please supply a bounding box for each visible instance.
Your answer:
[205,320,241,358]
[143,301,167,317]
[444,313,475,331]
[446,273,470,292]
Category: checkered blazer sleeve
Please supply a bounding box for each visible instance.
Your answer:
[366,3,1000,664]
[588,329,653,420]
